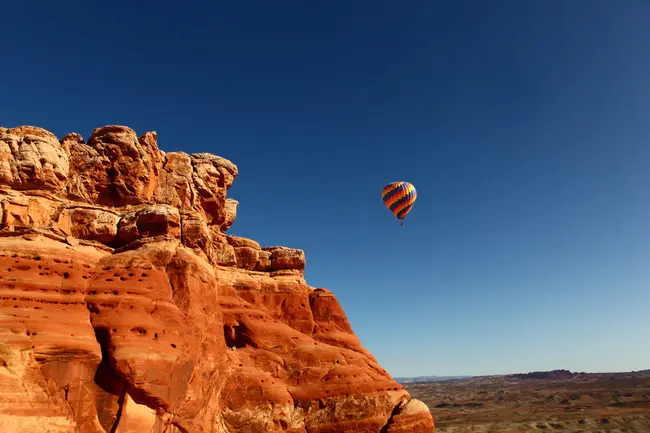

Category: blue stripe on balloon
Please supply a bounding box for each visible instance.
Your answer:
[382,182,405,202]
[397,204,414,219]
[389,190,415,211]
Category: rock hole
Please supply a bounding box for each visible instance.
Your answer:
[34,256,41,261]
[112,291,118,295]
[279,420,288,429]
[11,254,17,258]
[131,327,147,335]
[141,273,148,277]
[106,278,113,282]
[223,324,255,349]
[63,272,70,279]
[128,273,134,277]
[26,331,31,336]
[171,343,176,348]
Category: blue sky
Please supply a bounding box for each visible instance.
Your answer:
[2,1,649,377]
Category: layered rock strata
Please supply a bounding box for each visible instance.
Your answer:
[0,125,434,433]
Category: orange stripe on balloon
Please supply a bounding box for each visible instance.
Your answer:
[391,197,413,217]
[387,185,409,206]
[382,182,403,199]
[386,190,407,208]
[393,195,416,216]
[397,204,414,219]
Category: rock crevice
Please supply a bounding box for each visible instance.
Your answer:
[0,125,434,433]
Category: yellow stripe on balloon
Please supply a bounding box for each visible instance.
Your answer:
[393,196,415,216]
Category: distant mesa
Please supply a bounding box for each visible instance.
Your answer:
[507,369,577,380]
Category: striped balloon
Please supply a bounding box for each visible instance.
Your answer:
[382,181,417,224]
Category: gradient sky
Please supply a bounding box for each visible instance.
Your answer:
[2,1,649,377]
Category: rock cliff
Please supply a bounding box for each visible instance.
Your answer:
[0,125,434,433]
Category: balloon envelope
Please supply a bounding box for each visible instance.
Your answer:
[382,181,417,220]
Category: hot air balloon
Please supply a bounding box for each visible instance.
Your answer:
[382,181,417,226]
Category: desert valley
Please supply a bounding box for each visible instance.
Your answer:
[404,369,650,432]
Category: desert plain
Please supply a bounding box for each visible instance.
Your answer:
[404,370,650,432]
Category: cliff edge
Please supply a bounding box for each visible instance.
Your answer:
[0,125,434,433]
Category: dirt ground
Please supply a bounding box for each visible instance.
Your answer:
[404,371,650,432]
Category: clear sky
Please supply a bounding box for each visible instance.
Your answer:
[2,1,649,377]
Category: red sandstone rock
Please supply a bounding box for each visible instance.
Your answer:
[0,125,434,433]
[263,246,306,273]
[64,207,120,244]
[0,126,70,192]
[86,126,164,206]
[385,399,436,433]
[222,198,239,232]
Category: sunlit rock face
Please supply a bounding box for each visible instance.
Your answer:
[0,125,435,433]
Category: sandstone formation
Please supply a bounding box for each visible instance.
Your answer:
[0,125,434,433]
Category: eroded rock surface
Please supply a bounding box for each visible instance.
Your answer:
[0,125,434,433]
